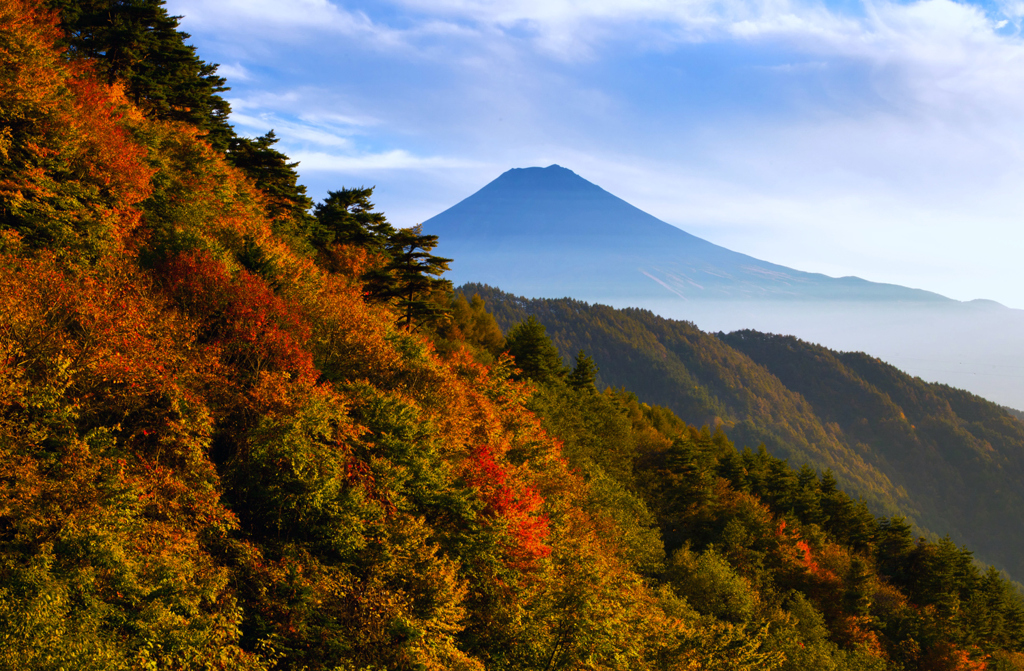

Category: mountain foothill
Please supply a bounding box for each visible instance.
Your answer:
[2,0,1024,669]
[465,284,1024,585]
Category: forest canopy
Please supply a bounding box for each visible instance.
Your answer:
[0,0,1023,669]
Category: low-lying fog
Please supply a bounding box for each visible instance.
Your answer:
[623,299,1024,411]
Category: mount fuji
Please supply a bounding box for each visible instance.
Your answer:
[423,165,948,303]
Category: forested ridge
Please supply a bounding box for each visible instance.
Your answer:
[467,285,1024,586]
[2,0,1024,669]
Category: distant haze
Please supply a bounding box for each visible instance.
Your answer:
[425,166,1024,409]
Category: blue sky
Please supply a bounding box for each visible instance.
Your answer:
[169,0,1024,307]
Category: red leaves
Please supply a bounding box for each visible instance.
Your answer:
[463,444,551,569]
[795,539,820,576]
[65,77,154,228]
[159,250,316,388]
[0,0,155,256]
[920,644,988,671]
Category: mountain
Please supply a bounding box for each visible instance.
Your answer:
[463,283,1024,584]
[424,166,1024,409]
[424,165,947,303]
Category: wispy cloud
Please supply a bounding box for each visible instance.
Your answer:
[173,0,407,48]
[292,149,482,171]
[390,0,1024,84]
[215,63,251,81]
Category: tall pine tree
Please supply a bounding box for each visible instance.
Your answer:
[47,0,233,150]
[227,130,315,245]
[375,224,452,330]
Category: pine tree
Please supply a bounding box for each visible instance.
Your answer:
[48,0,234,150]
[505,316,566,384]
[375,225,452,330]
[311,187,394,252]
[793,464,827,527]
[567,350,598,391]
[876,516,915,582]
[227,130,315,244]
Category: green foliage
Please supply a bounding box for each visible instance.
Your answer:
[375,224,453,330]
[312,186,394,252]
[437,291,506,363]
[227,131,316,247]
[311,190,453,330]
[505,316,567,384]
[463,284,907,520]
[468,283,1024,584]
[668,545,758,623]
[567,350,598,391]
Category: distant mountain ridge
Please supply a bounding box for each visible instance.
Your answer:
[424,165,951,303]
[465,283,1024,583]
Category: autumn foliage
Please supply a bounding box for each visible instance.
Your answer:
[1,1,1023,670]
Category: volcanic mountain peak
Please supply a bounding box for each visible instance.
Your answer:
[423,166,947,304]
[489,164,597,191]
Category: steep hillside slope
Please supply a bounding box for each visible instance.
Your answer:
[466,283,1024,582]
[3,1,1024,668]
[720,332,1024,583]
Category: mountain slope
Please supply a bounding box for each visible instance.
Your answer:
[424,165,948,303]
[4,2,1024,667]
[464,283,1024,582]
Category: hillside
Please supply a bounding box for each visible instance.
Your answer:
[2,1,1024,669]
[464,283,1024,583]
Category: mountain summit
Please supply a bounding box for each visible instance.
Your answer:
[424,165,947,303]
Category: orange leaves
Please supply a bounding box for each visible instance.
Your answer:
[65,78,154,226]
[300,270,407,387]
[141,118,275,256]
[318,242,388,280]
[0,247,226,502]
[0,246,254,662]
[0,0,65,122]
[0,2,696,666]
[795,539,820,576]
[0,0,156,256]
[920,642,989,671]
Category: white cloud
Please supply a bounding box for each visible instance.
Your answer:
[175,0,360,29]
[176,0,1024,117]
[172,0,407,48]
[292,149,482,171]
[225,88,381,150]
[996,0,1024,23]
[390,0,1024,82]
[215,63,251,81]
[230,113,358,149]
